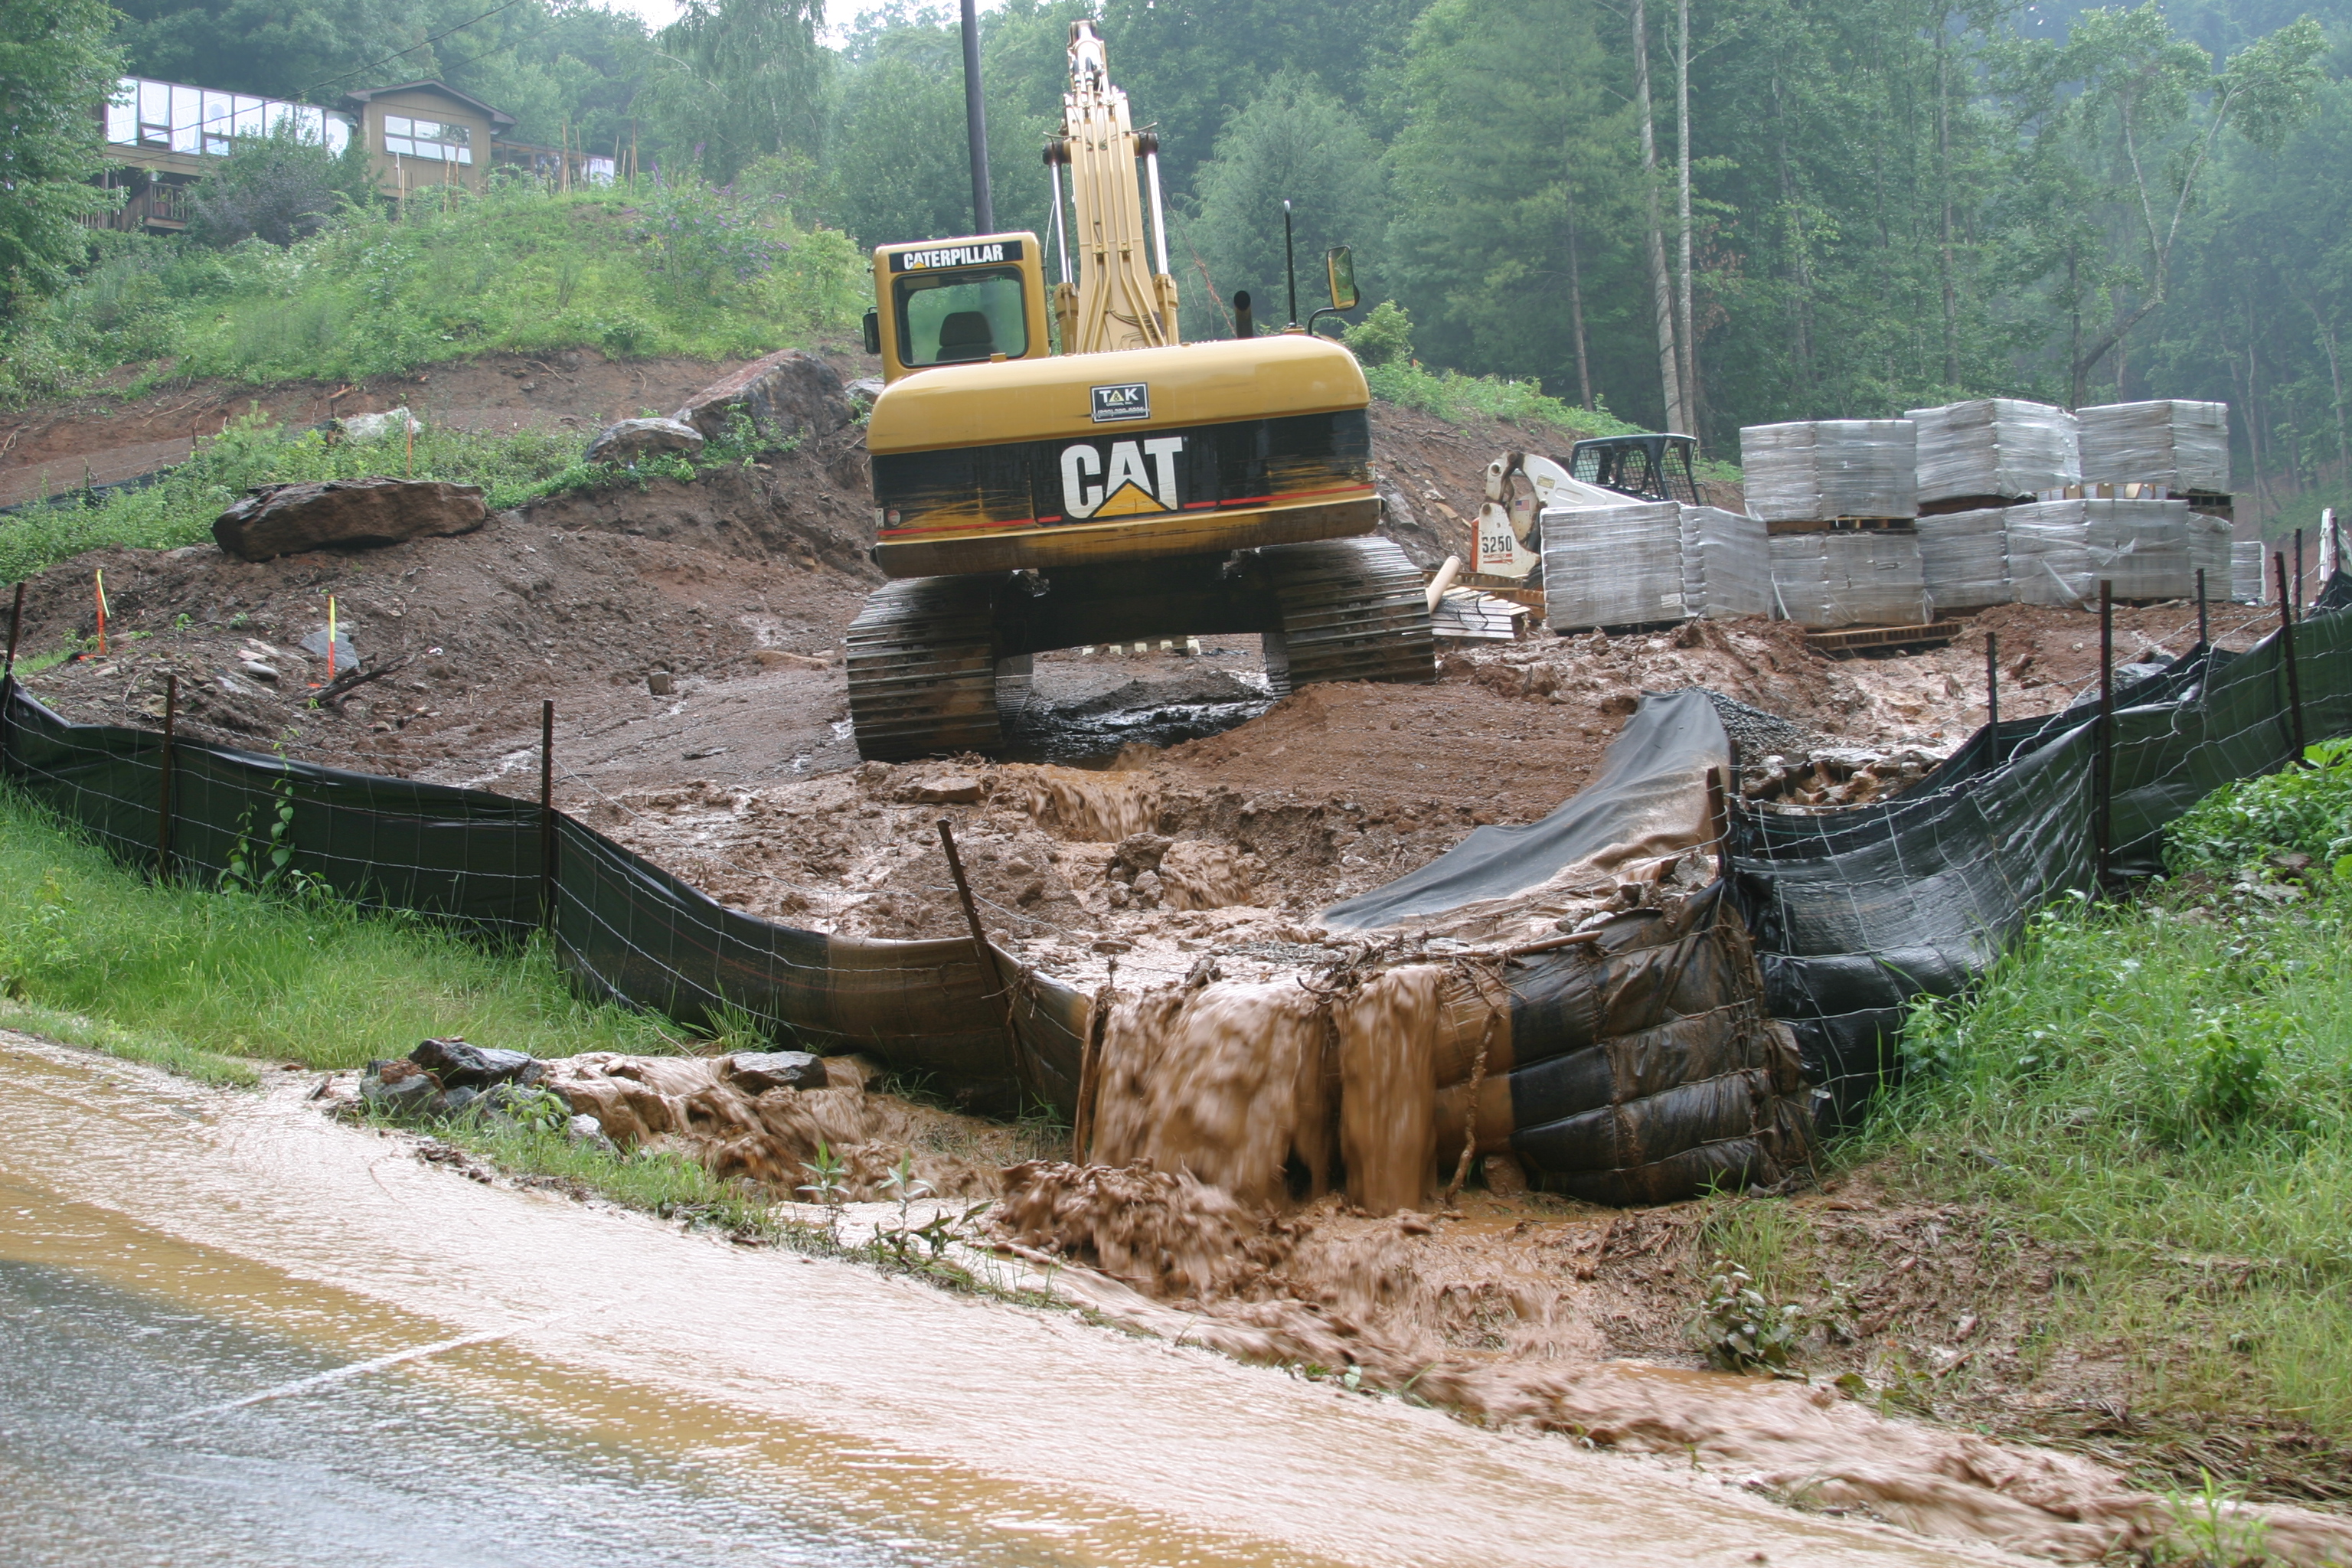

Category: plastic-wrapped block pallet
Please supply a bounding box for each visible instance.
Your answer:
[1916,507,2010,611]
[1678,505,1772,619]
[2186,512,2233,603]
[2077,400,2230,492]
[1541,501,1684,630]
[2085,498,2191,600]
[2233,540,2268,603]
[1767,531,1928,627]
[1740,420,1919,523]
[1903,398,2079,502]
[2005,501,2091,606]
[1823,532,1929,626]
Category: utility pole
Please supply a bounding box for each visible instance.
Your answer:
[960,0,995,233]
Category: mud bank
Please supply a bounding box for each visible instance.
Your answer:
[0,1029,2008,1568]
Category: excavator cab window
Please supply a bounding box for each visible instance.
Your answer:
[894,266,1029,368]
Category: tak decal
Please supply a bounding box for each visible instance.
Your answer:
[1060,436,1187,519]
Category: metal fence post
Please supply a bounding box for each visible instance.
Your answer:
[156,673,177,878]
[1,582,23,775]
[2196,567,2208,648]
[2274,552,2308,763]
[539,699,557,938]
[2096,580,2114,887]
[1984,629,1999,741]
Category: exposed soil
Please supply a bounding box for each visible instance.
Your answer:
[0,346,888,509]
[11,348,2334,1549]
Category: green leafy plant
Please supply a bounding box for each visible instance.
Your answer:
[796,1138,849,1244]
[2155,1470,2274,1566]
[2168,737,2352,877]
[222,766,326,897]
[1694,1255,1851,1374]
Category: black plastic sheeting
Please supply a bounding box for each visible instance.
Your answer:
[0,683,1087,1119]
[1321,688,1728,930]
[1499,887,1812,1204]
[1733,580,2352,1116]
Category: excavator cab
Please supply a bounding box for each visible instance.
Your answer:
[864,234,1053,383]
[1568,433,1701,505]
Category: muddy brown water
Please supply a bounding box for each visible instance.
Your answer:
[0,1033,2008,1567]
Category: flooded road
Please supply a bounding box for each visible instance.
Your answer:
[0,1032,2011,1567]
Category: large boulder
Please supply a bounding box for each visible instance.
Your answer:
[213,477,487,561]
[586,416,704,466]
[673,349,851,443]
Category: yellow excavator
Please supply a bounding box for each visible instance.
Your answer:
[847,21,1433,761]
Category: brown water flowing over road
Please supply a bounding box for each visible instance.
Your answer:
[0,1033,2014,1568]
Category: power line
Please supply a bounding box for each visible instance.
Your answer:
[297,0,540,99]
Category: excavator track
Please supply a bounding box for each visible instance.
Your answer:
[1259,537,1436,696]
[844,577,1004,762]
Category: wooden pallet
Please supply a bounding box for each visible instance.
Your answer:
[1805,620,1961,656]
[1766,518,1921,534]
[1450,572,1545,610]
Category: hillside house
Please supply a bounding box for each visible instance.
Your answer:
[92,77,610,234]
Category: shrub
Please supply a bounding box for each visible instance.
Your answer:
[1342,299,1414,367]
[2167,736,2352,877]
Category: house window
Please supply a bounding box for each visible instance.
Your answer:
[384,114,471,164]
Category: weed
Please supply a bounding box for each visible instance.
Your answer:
[796,1139,849,1245]
[1694,1256,1809,1374]
[2155,1471,2275,1566]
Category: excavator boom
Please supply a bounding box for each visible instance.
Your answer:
[1050,21,1181,355]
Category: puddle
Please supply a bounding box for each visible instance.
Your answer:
[1001,671,1275,766]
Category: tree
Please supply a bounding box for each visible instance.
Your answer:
[1388,0,1630,412]
[0,0,123,313]
[2011,3,2324,403]
[1183,74,1387,332]
[188,120,373,248]
[640,0,828,185]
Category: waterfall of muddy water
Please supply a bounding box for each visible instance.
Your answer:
[0,1033,2017,1568]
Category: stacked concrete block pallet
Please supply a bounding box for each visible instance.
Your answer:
[1540,501,1770,631]
[1906,398,2081,510]
[1740,418,1928,629]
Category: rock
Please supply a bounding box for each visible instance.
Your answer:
[360,1067,439,1119]
[753,648,829,670]
[899,773,983,805]
[586,416,704,466]
[565,1112,618,1153]
[408,1037,541,1090]
[299,629,359,671]
[648,671,675,696]
[214,477,487,562]
[239,659,279,682]
[721,1050,828,1093]
[341,408,422,441]
[844,377,885,413]
[1112,832,1172,880]
[1481,1153,1530,1197]
[672,349,851,443]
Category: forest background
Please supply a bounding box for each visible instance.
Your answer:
[5,0,2350,531]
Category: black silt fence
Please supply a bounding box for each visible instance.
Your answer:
[0,681,1086,1118]
[1732,572,2352,1118]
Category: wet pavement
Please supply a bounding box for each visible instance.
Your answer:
[0,1031,2011,1568]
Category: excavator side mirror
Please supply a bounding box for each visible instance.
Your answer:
[862,309,881,356]
[1325,247,1358,312]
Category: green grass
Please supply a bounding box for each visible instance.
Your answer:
[1,177,866,406]
[0,404,786,586]
[0,782,681,1070]
[1849,743,2352,1449]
